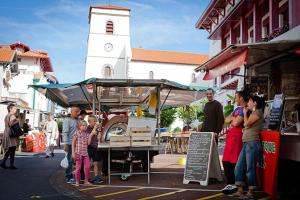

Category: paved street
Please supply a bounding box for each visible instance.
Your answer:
[0,150,73,200]
[1,149,270,200]
[73,154,268,200]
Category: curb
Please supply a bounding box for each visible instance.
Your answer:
[49,169,92,200]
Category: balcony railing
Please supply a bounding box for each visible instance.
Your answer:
[261,24,290,42]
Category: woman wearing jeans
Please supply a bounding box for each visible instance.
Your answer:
[233,95,265,199]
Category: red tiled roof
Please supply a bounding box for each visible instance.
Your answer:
[0,46,16,63]
[3,42,54,72]
[10,42,30,52]
[131,48,208,65]
[18,51,53,72]
[90,5,130,11]
[18,51,48,58]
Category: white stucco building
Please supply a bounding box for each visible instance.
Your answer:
[0,42,58,131]
[85,5,209,86]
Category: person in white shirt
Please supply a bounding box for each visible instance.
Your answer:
[43,114,59,158]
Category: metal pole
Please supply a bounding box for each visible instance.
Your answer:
[93,84,96,115]
[32,79,39,128]
[108,148,111,184]
[148,149,150,184]
[156,87,161,145]
[98,86,101,118]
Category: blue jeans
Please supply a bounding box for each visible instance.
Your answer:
[65,145,73,181]
[235,140,262,188]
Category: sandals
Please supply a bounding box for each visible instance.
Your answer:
[232,191,246,199]
[83,182,93,186]
[246,192,254,199]
[232,192,255,199]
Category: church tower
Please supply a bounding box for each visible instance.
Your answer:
[85,5,131,79]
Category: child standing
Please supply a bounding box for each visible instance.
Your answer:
[72,120,92,186]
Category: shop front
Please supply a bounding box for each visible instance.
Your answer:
[195,39,300,198]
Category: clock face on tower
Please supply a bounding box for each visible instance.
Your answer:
[104,43,113,52]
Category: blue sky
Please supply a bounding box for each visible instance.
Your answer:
[0,0,209,83]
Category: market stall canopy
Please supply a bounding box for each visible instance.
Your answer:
[30,78,211,109]
[195,39,300,80]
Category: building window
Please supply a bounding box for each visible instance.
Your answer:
[225,35,230,47]
[17,58,21,62]
[106,21,114,34]
[221,73,230,84]
[149,71,154,79]
[191,73,196,83]
[103,65,112,78]
[279,1,289,28]
[231,68,240,76]
[248,27,254,43]
[221,68,240,84]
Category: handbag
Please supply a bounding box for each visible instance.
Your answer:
[9,122,24,137]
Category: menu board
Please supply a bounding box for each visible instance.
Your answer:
[268,94,285,130]
[183,132,212,183]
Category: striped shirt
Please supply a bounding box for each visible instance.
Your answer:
[74,130,89,156]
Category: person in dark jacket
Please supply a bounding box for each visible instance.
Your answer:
[23,119,30,134]
[201,88,224,144]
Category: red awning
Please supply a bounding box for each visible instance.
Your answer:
[203,49,248,80]
[195,40,300,81]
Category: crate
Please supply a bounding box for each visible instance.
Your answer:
[131,136,152,146]
[129,127,152,137]
[129,127,153,146]
[110,136,131,147]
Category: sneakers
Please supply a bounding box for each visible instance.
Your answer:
[90,176,104,184]
[51,153,54,157]
[222,184,238,194]
[66,178,76,184]
[94,176,104,184]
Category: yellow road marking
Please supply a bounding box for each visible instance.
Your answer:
[258,197,271,200]
[138,189,186,200]
[197,193,223,200]
[94,188,144,198]
[79,185,106,191]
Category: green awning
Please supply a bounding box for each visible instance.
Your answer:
[30,78,211,109]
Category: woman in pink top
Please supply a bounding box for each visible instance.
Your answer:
[72,120,92,186]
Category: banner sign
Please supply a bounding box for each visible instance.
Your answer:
[258,130,281,198]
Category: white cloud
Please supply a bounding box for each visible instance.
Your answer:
[34,0,87,20]
[123,0,154,10]
[0,0,209,82]
[129,1,208,52]
[0,0,89,82]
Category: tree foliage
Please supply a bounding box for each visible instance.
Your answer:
[193,99,208,122]
[177,106,196,126]
[160,107,177,128]
[224,94,235,118]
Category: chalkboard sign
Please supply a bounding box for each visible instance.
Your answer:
[268,94,285,130]
[183,132,222,186]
